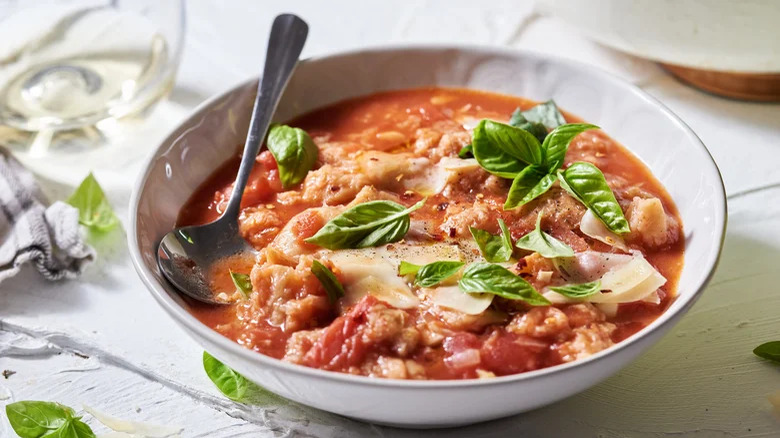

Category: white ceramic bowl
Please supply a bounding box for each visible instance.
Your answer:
[129,46,726,428]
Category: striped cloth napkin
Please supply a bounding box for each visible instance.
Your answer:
[0,148,94,282]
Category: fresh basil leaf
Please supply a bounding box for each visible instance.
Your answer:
[550,280,602,298]
[469,219,513,263]
[519,100,567,131]
[267,124,319,189]
[229,271,252,299]
[398,261,421,276]
[542,123,598,172]
[203,351,249,401]
[504,165,557,210]
[753,341,780,364]
[458,144,473,159]
[515,213,574,258]
[5,401,95,438]
[508,110,548,143]
[305,199,425,249]
[472,119,543,178]
[558,162,630,234]
[66,173,119,232]
[459,262,550,306]
[414,261,465,287]
[311,260,345,304]
[56,420,95,438]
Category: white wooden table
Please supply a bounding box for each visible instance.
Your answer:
[2,1,779,436]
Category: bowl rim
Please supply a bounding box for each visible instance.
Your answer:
[128,44,727,389]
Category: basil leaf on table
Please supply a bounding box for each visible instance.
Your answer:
[229,271,252,299]
[66,172,119,232]
[469,219,513,263]
[398,261,421,276]
[311,260,345,304]
[504,165,557,210]
[550,280,602,299]
[459,262,550,306]
[305,199,425,249]
[6,401,95,438]
[472,119,543,178]
[542,123,599,172]
[203,351,249,401]
[558,162,630,234]
[458,144,473,159]
[414,261,465,287]
[266,124,319,188]
[515,213,574,258]
[753,341,780,364]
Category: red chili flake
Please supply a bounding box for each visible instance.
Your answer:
[330,185,341,192]
[515,258,528,271]
[436,202,449,212]
[448,227,457,237]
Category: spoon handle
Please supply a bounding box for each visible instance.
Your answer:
[223,14,309,220]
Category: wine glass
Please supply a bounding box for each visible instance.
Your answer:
[0,0,185,133]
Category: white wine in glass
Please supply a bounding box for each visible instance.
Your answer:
[0,0,185,132]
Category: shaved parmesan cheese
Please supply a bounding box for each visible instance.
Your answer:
[83,406,182,438]
[580,209,629,251]
[403,157,480,195]
[596,303,619,318]
[460,116,481,131]
[545,252,666,305]
[325,243,464,309]
[554,251,633,282]
[426,285,493,315]
[642,290,661,304]
[537,270,553,282]
[589,255,666,304]
[349,274,420,309]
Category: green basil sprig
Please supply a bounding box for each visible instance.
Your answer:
[6,401,95,438]
[398,261,421,276]
[504,165,556,210]
[753,341,780,364]
[412,261,465,287]
[267,124,319,188]
[541,123,599,173]
[472,120,543,178]
[229,271,252,299]
[550,280,602,299]
[203,351,249,401]
[515,213,574,258]
[305,199,425,249]
[558,162,630,234]
[509,100,567,143]
[311,260,346,304]
[469,219,513,263]
[458,262,550,306]
[66,172,119,232]
[458,144,473,159]
[512,100,567,132]
[503,123,598,209]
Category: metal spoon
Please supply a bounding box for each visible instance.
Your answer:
[156,14,308,304]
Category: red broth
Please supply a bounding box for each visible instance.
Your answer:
[179,88,683,380]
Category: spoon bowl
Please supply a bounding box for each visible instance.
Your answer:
[156,14,308,304]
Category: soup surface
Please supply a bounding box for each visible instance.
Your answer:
[179,88,684,380]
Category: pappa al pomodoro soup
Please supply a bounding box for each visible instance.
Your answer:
[179,88,683,380]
